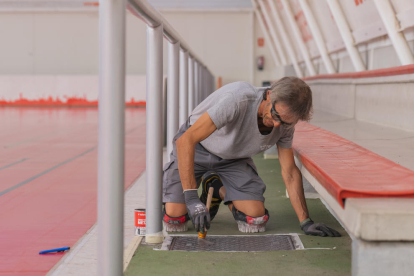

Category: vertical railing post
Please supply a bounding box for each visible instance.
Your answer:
[194,61,199,107]
[266,0,302,77]
[206,70,210,97]
[145,23,164,243]
[188,56,195,114]
[198,62,202,105]
[98,0,126,274]
[204,67,207,100]
[298,0,336,74]
[167,41,180,161]
[211,72,215,93]
[199,64,203,104]
[205,70,209,96]
[198,63,202,104]
[205,68,209,99]
[179,50,189,126]
[326,0,365,71]
[373,0,414,65]
[201,66,205,101]
[257,0,287,65]
[209,71,213,95]
[198,64,202,103]
[206,69,210,98]
[200,66,204,102]
[212,73,215,91]
[253,2,280,67]
[280,0,316,76]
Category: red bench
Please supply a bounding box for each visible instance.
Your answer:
[292,121,414,276]
[293,121,414,208]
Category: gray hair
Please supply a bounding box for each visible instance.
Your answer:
[268,76,313,122]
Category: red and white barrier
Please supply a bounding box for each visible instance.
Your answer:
[0,75,147,107]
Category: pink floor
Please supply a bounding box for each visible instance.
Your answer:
[0,107,146,275]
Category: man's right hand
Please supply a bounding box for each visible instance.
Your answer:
[184,190,210,232]
[301,219,341,237]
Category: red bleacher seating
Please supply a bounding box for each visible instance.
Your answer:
[292,122,414,208]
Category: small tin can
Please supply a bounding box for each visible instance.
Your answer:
[135,209,146,236]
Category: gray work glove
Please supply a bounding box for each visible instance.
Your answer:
[301,219,341,237]
[184,190,210,233]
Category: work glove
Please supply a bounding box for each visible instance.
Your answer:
[184,190,211,233]
[300,218,341,237]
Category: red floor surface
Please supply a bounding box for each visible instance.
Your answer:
[0,107,146,275]
[293,122,414,208]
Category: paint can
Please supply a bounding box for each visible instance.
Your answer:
[135,209,146,236]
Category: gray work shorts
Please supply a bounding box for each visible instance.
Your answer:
[162,120,266,205]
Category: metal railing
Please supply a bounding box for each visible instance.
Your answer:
[98,0,215,275]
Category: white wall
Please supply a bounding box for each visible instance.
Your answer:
[162,11,254,85]
[0,10,256,79]
[308,74,414,132]
[0,10,268,102]
[0,12,100,74]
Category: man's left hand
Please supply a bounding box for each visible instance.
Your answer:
[301,219,341,237]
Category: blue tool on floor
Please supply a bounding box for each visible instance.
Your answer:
[39,247,70,254]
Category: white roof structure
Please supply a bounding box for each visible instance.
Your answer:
[0,0,253,11]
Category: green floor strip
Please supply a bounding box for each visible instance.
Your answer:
[125,154,351,276]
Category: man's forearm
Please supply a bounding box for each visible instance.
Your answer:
[283,167,309,222]
[176,136,197,190]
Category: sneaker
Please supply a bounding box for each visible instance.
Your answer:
[199,171,223,221]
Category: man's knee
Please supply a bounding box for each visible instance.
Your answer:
[163,203,190,232]
[230,201,269,233]
[231,200,265,217]
[165,202,187,217]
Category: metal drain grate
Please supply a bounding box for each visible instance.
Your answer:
[160,234,304,252]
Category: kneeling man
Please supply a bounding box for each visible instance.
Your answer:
[162,77,340,237]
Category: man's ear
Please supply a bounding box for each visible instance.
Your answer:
[266,90,271,101]
[262,90,271,101]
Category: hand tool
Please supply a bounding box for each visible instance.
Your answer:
[198,187,214,239]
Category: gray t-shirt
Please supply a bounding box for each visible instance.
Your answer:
[189,81,295,160]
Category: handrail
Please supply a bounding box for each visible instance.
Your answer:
[99,0,214,273]
[127,0,206,67]
[303,64,414,81]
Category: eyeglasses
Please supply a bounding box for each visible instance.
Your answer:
[271,103,293,126]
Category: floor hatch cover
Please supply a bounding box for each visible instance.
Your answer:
[159,234,304,252]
